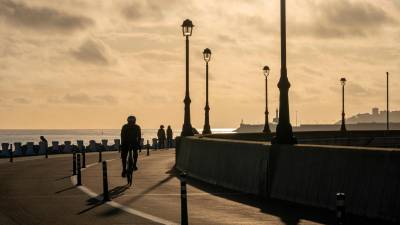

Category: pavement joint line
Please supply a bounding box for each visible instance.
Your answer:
[110,192,244,196]
[0,151,118,164]
[71,159,179,225]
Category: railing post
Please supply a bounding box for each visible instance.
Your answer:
[72,152,77,175]
[147,140,150,156]
[98,149,102,163]
[45,144,48,158]
[82,150,86,168]
[102,161,110,201]
[336,192,345,225]
[77,140,85,168]
[77,154,82,186]
[180,172,189,225]
[9,144,13,163]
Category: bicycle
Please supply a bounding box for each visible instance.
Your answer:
[126,149,134,186]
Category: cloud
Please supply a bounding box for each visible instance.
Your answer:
[295,0,396,38]
[0,0,94,32]
[63,93,93,104]
[71,39,113,65]
[49,93,118,105]
[121,2,143,20]
[121,0,163,21]
[347,82,371,97]
[218,34,237,44]
[14,97,30,104]
[120,0,179,21]
[301,66,322,77]
[97,95,118,104]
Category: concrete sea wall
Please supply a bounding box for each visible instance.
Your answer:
[176,137,400,222]
[176,137,269,196]
[205,130,400,148]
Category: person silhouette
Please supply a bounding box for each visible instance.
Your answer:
[157,125,166,149]
[166,125,173,148]
[120,115,141,177]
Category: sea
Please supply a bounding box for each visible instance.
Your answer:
[0,128,235,145]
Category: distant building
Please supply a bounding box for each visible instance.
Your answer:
[336,108,400,124]
[235,108,400,133]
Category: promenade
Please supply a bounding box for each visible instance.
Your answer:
[0,150,396,225]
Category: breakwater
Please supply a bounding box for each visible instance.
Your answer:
[0,138,174,157]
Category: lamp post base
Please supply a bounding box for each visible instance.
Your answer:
[181,124,194,137]
[272,123,297,144]
[262,126,271,134]
[202,126,212,135]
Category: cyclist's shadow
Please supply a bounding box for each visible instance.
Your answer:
[77,185,130,215]
[109,185,130,199]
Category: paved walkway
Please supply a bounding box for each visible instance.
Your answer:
[0,152,159,225]
[0,150,397,225]
[80,150,385,225]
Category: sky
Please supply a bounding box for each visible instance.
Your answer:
[0,0,399,129]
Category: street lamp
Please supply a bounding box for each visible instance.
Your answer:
[272,0,297,144]
[340,77,347,132]
[386,72,389,131]
[181,19,194,137]
[202,48,212,135]
[263,65,271,134]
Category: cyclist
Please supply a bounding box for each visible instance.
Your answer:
[121,115,141,177]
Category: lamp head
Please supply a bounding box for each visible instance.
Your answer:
[263,65,270,77]
[340,77,346,86]
[181,19,194,36]
[203,48,211,62]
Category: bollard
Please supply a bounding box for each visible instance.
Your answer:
[146,140,150,156]
[9,144,13,163]
[77,140,85,168]
[45,145,48,158]
[77,154,82,186]
[336,192,345,225]
[72,152,77,175]
[82,150,86,168]
[76,154,82,186]
[180,172,189,225]
[98,149,102,163]
[102,161,110,201]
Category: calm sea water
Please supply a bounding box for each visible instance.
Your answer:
[0,128,235,145]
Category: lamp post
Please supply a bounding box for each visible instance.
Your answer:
[181,19,194,137]
[202,48,212,135]
[263,66,271,134]
[340,77,347,132]
[386,72,389,131]
[273,0,296,144]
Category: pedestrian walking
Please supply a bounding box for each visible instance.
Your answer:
[167,125,173,148]
[157,125,166,149]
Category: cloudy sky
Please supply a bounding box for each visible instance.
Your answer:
[0,0,399,129]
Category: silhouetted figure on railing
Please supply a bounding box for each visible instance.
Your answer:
[40,136,47,143]
[121,115,141,177]
[167,125,173,148]
[39,136,48,155]
[157,125,166,149]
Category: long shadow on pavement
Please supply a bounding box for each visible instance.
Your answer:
[55,185,76,194]
[177,168,398,225]
[78,197,104,215]
[98,174,174,217]
[78,185,130,215]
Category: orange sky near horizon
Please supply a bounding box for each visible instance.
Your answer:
[0,0,399,129]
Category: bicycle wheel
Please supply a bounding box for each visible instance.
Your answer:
[126,150,133,186]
